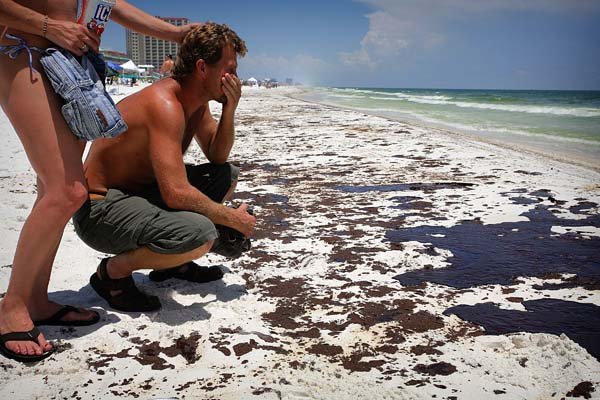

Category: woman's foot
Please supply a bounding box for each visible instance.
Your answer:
[30,301,99,326]
[0,297,52,358]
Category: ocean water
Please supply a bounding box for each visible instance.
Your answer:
[302,87,600,168]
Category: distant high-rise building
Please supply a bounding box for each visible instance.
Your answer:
[126,17,189,68]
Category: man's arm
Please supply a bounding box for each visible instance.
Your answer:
[111,0,198,43]
[148,99,254,236]
[195,73,242,164]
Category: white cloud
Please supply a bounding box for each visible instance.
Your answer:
[338,8,440,68]
[361,11,410,56]
[339,48,375,69]
[341,0,599,68]
[338,10,412,69]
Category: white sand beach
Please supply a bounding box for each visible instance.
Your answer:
[1,85,599,399]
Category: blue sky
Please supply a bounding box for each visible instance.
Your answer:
[102,0,600,90]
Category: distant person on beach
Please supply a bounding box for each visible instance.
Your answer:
[0,0,201,363]
[72,23,255,313]
[160,54,174,76]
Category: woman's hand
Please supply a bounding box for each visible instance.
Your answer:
[45,18,100,56]
[174,23,202,43]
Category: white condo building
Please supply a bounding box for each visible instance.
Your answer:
[125,17,189,69]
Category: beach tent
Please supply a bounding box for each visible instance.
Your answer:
[120,60,143,74]
[247,77,258,86]
[137,64,155,78]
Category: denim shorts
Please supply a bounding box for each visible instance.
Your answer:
[40,48,127,141]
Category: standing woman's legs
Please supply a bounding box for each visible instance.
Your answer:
[28,172,97,321]
[0,52,89,356]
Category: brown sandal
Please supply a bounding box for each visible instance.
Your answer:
[90,258,161,312]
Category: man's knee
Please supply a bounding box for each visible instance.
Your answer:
[186,162,239,203]
[208,162,238,187]
[145,212,218,255]
[215,162,239,200]
[228,163,240,184]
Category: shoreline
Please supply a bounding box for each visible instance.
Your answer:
[289,87,600,173]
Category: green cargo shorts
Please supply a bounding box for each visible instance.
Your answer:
[73,163,239,255]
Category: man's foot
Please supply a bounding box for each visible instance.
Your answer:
[33,304,100,327]
[90,258,161,313]
[148,262,224,283]
[0,298,53,362]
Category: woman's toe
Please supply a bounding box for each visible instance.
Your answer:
[37,332,51,351]
[24,343,35,355]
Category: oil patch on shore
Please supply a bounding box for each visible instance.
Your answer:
[389,205,600,289]
[444,299,600,360]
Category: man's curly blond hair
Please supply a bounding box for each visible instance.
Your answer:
[172,22,247,80]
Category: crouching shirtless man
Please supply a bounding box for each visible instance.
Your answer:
[73,23,255,312]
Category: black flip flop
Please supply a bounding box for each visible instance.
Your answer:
[148,262,224,283]
[90,258,161,313]
[0,327,55,363]
[33,305,100,327]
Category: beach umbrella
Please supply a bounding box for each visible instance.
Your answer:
[106,61,123,71]
[106,66,118,77]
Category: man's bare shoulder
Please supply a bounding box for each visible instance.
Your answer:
[119,80,185,132]
[145,82,184,120]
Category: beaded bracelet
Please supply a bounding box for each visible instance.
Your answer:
[42,15,48,37]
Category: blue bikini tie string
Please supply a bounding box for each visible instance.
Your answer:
[0,33,44,79]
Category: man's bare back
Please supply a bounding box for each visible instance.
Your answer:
[160,57,174,75]
[85,78,210,194]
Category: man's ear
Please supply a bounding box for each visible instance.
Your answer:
[195,59,206,77]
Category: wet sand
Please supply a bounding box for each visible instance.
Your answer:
[0,85,599,399]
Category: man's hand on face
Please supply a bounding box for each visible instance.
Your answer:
[221,73,242,114]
